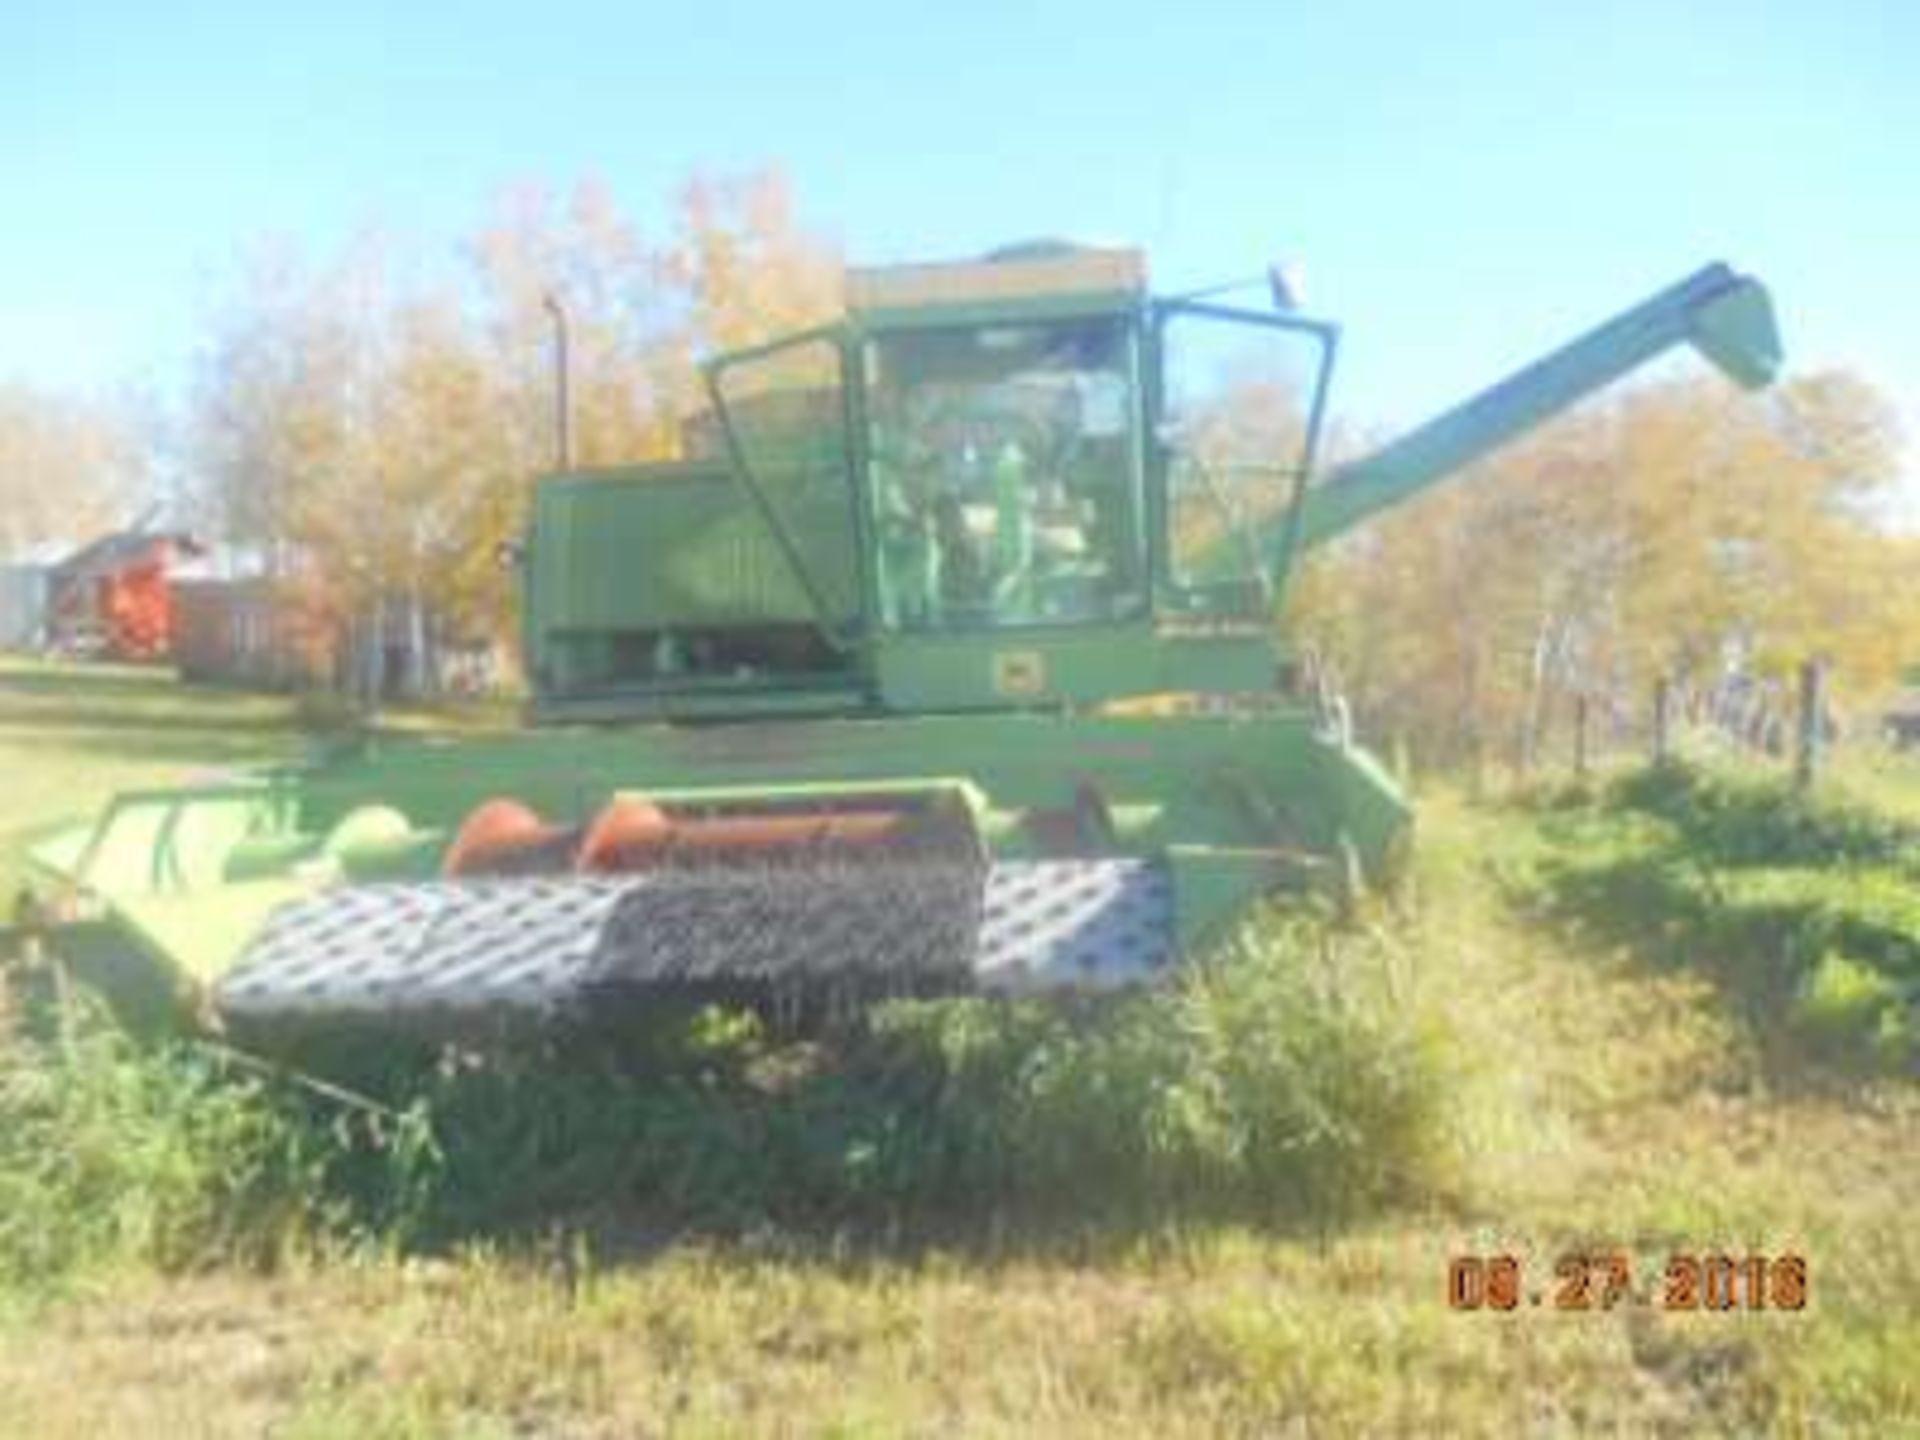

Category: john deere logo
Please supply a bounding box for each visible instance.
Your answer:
[993,651,1046,697]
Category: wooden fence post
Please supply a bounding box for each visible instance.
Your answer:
[1795,659,1826,790]
[1573,693,1591,779]
[1652,678,1673,763]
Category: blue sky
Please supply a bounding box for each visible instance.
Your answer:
[9,0,1916,466]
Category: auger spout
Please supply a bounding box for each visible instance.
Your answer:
[1280,263,1781,556]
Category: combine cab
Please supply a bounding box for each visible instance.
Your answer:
[13,244,1782,1030]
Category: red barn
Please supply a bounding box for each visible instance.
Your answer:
[46,530,202,662]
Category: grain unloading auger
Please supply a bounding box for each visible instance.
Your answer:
[13,245,1781,1031]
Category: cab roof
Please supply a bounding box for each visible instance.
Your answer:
[845,246,1146,327]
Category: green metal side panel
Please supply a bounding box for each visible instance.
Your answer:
[283,710,1387,860]
[872,627,1279,711]
[531,465,819,630]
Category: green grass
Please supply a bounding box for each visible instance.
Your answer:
[0,656,514,901]
[2,663,1919,1435]
[1511,760,1920,1071]
[0,1001,350,1295]
[0,658,301,900]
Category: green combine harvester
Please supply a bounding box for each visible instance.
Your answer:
[14,243,1781,1029]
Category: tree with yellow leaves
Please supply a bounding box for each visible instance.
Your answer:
[0,384,146,557]
[188,167,839,695]
[1291,368,1914,770]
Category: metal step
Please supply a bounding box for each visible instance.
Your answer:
[216,859,1175,1017]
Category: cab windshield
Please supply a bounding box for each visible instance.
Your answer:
[864,316,1144,630]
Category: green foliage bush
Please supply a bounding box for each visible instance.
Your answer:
[1608,760,1919,869]
[0,989,444,1300]
[1794,951,1898,1045]
[1515,759,1919,1068]
[0,1002,315,1294]
[375,912,1454,1240]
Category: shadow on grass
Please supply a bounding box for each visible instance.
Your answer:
[0,661,238,701]
[0,665,510,756]
[1508,810,1917,1090]
[550,1197,1334,1279]
[0,663,298,764]
[238,988,1441,1272]
[0,726,296,768]
[0,701,292,736]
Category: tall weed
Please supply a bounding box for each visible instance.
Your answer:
[0,986,442,1299]
[0,904,1458,1282]
[378,909,1455,1239]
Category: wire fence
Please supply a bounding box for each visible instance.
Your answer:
[1540,659,1840,790]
